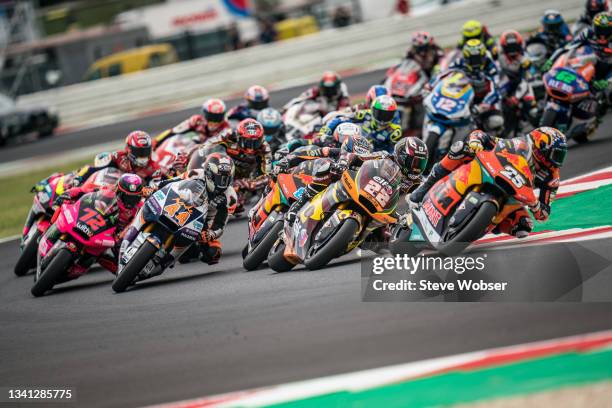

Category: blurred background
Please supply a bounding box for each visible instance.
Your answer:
[0,0,458,96]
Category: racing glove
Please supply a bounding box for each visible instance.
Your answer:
[530,201,550,221]
[541,59,553,73]
[200,229,218,243]
[593,79,609,92]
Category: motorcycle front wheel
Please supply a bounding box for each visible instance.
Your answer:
[438,201,497,256]
[424,131,441,172]
[267,240,295,272]
[243,220,283,271]
[31,248,72,297]
[15,228,42,276]
[304,218,359,270]
[540,108,557,127]
[112,241,157,293]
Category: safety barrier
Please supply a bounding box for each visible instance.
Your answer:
[17,0,581,129]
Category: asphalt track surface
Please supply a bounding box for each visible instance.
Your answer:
[1,70,612,408]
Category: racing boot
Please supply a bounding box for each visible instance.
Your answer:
[407,162,450,207]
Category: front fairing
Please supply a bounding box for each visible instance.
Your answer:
[424,76,474,126]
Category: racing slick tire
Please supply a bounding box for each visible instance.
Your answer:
[31,249,72,297]
[540,108,557,127]
[14,229,41,276]
[267,240,295,272]
[438,201,497,256]
[305,218,359,270]
[112,241,157,293]
[243,220,283,271]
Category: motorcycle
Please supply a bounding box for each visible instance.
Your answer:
[422,71,475,169]
[282,100,324,141]
[15,173,76,276]
[112,179,207,292]
[31,191,117,296]
[267,159,400,272]
[153,130,201,171]
[390,139,536,256]
[384,58,428,135]
[243,168,313,270]
[541,45,599,143]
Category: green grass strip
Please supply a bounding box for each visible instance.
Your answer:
[267,347,612,408]
[533,184,612,232]
[0,159,90,238]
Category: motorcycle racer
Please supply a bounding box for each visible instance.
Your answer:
[527,10,573,57]
[408,127,568,238]
[435,39,504,135]
[573,0,610,36]
[405,31,445,77]
[497,30,539,132]
[135,153,236,266]
[283,71,350,115]
[227,85,270,121]
[76,131,174,185]
[318,95,403,152]
[154,99,231,147]
[56,173,145,273]
[542,11,612,128]
[205,118,272,215]
[457,20,496,53]
[257,107,286,152]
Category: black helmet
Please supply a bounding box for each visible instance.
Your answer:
[204,153,235,193]
[393,137,428,177]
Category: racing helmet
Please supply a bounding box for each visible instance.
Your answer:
[257,108,283,142]
[365,85,391,108]
[333,122,362,145]
[593,11,612,60]
[202,99,226,131]
[462,39,487,74]
[587,0,610,20]
[116,173,144,208]
[462,20,484,42]
[319,71,342,98]
[245,85,270,110]
[528,127,568,168]
[393,137,428,178]
[500,30,524,59]
[203,153,235,193]
[340,133,372,157]
[236,118,265,154]
[370,95,398,126]
[542,10,565,33]
[125,131,152,168]
[411,31,434,55]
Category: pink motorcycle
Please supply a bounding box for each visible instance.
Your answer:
[32,190,117,297]
[15,167,121,277]
[15,173,76,276]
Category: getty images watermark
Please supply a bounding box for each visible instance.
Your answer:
[360,242,612,302]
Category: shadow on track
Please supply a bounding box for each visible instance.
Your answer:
[121,265,245,292]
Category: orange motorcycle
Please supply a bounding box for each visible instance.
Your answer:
[391,139,537,256]
[267,159,400,271]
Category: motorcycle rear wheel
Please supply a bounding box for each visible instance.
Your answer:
[438,201,497,256]
[540,108,557,127]
[305,218,359,270]
[31,248,72,297]
[112,241,157,293]
[243,220,283,271]
[267,240,295,272]
[15,229,42,276]
[424,131,440,172]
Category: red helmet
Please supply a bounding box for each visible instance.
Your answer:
[319,71,342,98]
[411,31,434,54]
[245,85,269,110]
[202,98,226,124]
[125,131,152,168]
[116,173,144,208]
[500,30,524,59]
[236,118,264,154]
